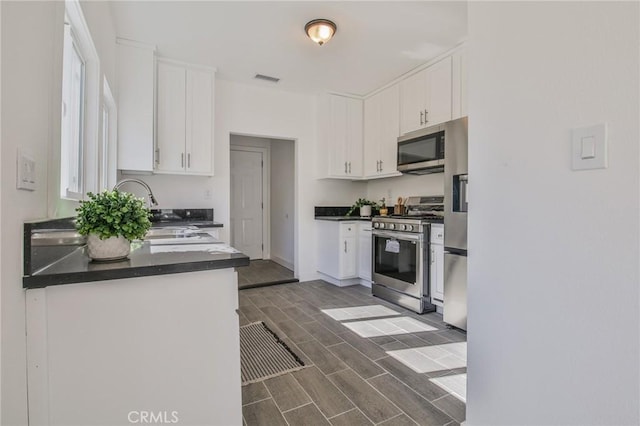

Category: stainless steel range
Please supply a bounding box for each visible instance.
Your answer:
[371,196,443,314]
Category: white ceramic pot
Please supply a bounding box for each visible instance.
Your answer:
[360,205,372,217]
[86,234,131,261]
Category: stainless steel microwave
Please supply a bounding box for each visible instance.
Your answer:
[397,124,446,175]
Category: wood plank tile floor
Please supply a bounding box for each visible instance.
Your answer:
[239,280,466,426]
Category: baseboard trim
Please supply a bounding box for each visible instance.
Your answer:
[270,255,294,271]
[317,273,362,287]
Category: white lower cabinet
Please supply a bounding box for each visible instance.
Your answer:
[430,224,445,306]
[317,221,358,281]
[317,221,372,286]
[358,223,372,283]
[25,269,241,425]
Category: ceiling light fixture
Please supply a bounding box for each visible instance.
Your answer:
[305,19,336,46]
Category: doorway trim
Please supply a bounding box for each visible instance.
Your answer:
[230,145,270,260]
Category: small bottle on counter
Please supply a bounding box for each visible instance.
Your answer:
[379,198,388,216]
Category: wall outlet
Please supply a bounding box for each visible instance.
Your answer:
[17,149,36,191]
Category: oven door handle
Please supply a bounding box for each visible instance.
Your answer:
[372,231,422,242]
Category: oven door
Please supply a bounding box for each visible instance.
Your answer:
[372,230,424,298]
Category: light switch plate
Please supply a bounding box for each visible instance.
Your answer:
[572,123,607,171]
[17,149,36,191]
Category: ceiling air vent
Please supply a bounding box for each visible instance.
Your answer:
[254,74,280,83]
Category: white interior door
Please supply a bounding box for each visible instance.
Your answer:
[231,149,263,259]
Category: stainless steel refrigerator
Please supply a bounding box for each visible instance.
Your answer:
[443,117,468,331]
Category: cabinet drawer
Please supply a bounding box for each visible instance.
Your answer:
[340,223,358,237]
[430,224,444,244]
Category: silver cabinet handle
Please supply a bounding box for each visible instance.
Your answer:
[155,148,160,164]
[348,162,351,174]
[424,109,428,124]
[187,153,191,168]
[181,153,184,168]
[420,110,424,125]
[380,160,383,172]
[431,249,435,264]
[344,240,347,253]
[344,162,348,173]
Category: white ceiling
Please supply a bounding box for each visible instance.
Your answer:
[109,1,468,96]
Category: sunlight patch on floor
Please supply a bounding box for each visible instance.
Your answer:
[342,316,437,338]
[321,305,401,321]
[430,373,467,402]
[386,342,467,373]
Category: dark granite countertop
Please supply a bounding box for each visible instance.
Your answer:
[23,213,243,289]
[23,241,249,289]
[314,216,372,222]
[152,220,223,228]
[150,208,222,228]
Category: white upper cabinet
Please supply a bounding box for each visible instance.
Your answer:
[451,48,468,120]
[116,40,155,173]
[156,59,215,175]
[363,84,401,179]
[400,56,453,135]
[321,94,363,179]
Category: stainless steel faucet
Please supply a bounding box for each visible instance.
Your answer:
[113,178,159,208]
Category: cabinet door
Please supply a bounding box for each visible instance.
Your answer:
[399,69,427,135]
[328,95,348,177]
[431,244,445,304]
[451,49,467,120]
[156,61,186,172]
[346,97,363,177]
[358,227,372,281]
[363,93,381,177]
[116,42,155,172]
[425,57,452,127]
[317,221,341,278]
[340,236,358,278]
[186,68,214,174]
[378,84,400,175]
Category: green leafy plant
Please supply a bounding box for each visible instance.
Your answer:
[347,198,379,216]
[76,190,152,241]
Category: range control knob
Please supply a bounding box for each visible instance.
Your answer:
[379,223,385,229]
[400,224,406,231]
[407,225,414,231]
[389,224,395,230]
[373,223,379,229]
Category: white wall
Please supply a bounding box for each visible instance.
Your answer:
[366,173,444,207]
[1,2,117,423]
[270,139,295,268]
[214,80,365,280]
[466,2,639,425]
[2,2,61,423]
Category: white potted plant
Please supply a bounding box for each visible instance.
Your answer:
[347,198,379,217]
[75,190,152,261]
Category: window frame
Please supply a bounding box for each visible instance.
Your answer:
[100,78,117,191]
[59,0,100,202]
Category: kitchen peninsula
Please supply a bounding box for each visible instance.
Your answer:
[23,217,248,426]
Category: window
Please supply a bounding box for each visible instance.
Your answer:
[60,0,100,200]
[60,23,85,198]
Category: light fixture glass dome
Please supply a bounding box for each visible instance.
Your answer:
[305,19,336,46]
